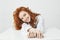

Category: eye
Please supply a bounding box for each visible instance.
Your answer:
[23,14,26,17]
[21,18,23,20]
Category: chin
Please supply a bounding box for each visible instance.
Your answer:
[27,21,30,23]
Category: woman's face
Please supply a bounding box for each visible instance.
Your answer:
[19,11,31,23]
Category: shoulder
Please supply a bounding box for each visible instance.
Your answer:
[36,15,44,21]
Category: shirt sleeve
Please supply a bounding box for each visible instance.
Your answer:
[36,15,45,33]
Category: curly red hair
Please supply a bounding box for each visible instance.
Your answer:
[13,7,40,30]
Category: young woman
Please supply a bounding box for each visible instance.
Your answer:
[13,7,44,38]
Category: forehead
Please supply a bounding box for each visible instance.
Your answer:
[19,11,28,18]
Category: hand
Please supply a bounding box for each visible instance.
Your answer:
[36,29,44,38]
[27,28,37,38]
[27,28,44,38]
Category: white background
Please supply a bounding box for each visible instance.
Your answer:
[0,0,60,33]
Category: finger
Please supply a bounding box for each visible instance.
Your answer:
[37,32,40,38]
[29,32,34,38]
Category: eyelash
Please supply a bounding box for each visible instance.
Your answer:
[24,14,26,16]
[21,18,23,19]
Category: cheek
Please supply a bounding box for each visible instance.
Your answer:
[22,17,26,21]
[22,15,31,22]
[28,16,31,20]
[22,19,25,22]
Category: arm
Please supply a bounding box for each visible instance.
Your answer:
[36,16,45,33]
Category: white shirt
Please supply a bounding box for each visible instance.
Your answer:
[11,15,45,40]
[14,15,45,37]
[36,15,45,33]
[0,15,45,40]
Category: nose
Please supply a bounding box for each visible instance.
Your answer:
[25,17,28,21]
[23,17,27,21]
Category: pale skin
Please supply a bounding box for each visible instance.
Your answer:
[19,11,31,23]
[19,11,44,38]
[27,28,44,38]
